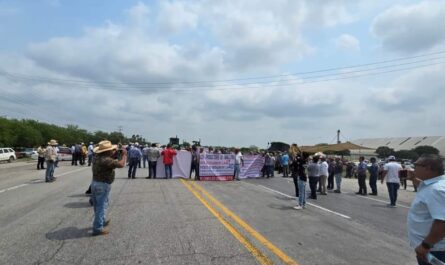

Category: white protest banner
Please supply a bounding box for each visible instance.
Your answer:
[199,153,265,181]
[155,150,192,178]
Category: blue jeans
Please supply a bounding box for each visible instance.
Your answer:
[92,181,110,233]
[45,161,55,182]
[165,164,173,179]
[234,164,241,180]
[88,154,93,166]
[335,173,342,191]
[386,182,400,206]
[298,179,306,207]
[417,251,445,265]
[142,156,148,168]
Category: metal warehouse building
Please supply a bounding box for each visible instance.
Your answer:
[352,136,445,156]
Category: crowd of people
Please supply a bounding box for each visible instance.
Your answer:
[35,139,444,264]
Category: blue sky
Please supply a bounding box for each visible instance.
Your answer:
[1,0,445,147]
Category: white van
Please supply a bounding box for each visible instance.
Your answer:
[0,148,17,163]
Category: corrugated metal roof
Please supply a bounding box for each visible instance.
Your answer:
[352,136,445,155]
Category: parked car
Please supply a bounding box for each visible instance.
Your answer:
[0,148,17,163]
[57,146,73,161]
[30,151,39,160]
[14,147,37,158]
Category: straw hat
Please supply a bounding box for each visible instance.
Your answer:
[93,140,117,154]
[48,139,58,146]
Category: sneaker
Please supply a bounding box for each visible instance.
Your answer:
[293,206,302,210]
[368,193,377,196]
[92,229,109,236]
[104,219,111,227]
[333,190,341,193]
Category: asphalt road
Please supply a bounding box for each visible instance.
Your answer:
[0,161,418,265]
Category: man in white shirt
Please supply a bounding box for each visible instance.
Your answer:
[381,155,402,207]
[233,149,244,181]
[407,154,445,264]
[319,156,329,195]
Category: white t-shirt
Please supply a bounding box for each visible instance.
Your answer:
[319,161,329,176]
[235,152,243,165]
[383,162,402,183]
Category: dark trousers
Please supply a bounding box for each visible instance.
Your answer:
[190,162,199,180]
[386,182,400,206]
[417,250,445,265]
[357,174,367,194]
[327,173,334,189]
[309,176,319,199]
[148,161,157,178]
[369,174,378,194]
[128,158,139,178]
[37,157,45,169]
[292,176,299,197]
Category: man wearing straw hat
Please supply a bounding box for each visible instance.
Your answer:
[91,140,127,236]
[44,139,58,182]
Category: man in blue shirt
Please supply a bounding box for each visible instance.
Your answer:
[128,143,142,179]
[407,154,445,264]
[281,152,290,178]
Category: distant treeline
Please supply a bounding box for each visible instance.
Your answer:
[0,117,142,147]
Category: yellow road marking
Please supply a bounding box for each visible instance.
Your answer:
[190,181,300,265]
[180,179,273,265]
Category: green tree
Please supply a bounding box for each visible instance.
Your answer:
[375,146,395,158]
[412,145,439,156]
[394,150,419,161]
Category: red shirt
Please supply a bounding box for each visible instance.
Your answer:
[161,148,177,165]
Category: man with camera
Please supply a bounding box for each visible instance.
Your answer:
[91,140,127,236]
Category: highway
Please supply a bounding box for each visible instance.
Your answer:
[0,161,418,265]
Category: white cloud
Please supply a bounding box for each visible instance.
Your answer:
[334,34,360,51]
[371,1,445,53]
[2,1,445,147]
[156,1,198,34]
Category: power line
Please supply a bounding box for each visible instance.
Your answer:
[1,49,445,86]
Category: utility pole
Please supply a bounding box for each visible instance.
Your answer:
[118,126,123,143]
[337,129,341,144]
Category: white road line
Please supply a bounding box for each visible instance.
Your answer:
[0,184,29,194]
[248,183,351,219]
[350,195,410,209]
[0,167,88,194]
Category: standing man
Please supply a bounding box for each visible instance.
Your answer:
[368,157,379,195]
[327,158,335,190]
[319,156,329,195]
[190,145,200,180]
[381,155,403,207]
[333,157,343,193]
[128,143,142,179]
[233,148,244,181]
[161,144,177,179]
[142,144,149,169]
[146,143,161,179]
[44,139,58,182]
[407,154,445,264]
[37,144,46,170]
[356,156,368,196]
[91,140,127,236]
[307,156,320,200]
[264,153,274,178]
[87,142,94,166]
[294,154,307,210]
[281,152,290,178]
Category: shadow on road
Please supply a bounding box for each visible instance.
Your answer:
[64,201,91,208]
[46,227,91,240]
[268,203,296,211]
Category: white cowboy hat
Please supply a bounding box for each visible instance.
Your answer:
[48,139,58,146]
[93,140,117,154]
